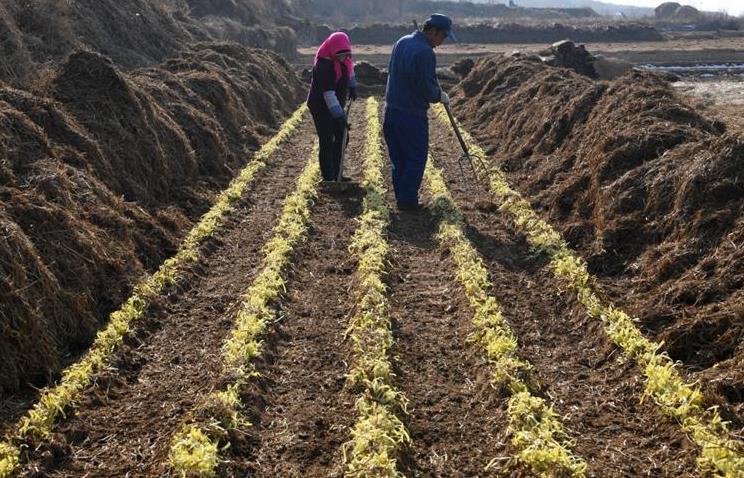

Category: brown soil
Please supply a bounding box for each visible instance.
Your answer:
[221,106,367,478]
[19,117,316,477]
[451,54,744,432]
[429,118,701,477]
[0,44,302,398]
[384,178,509,476]
[4,81,744,478]
[3,93,726,476]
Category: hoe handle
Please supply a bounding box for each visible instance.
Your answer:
[443,102,470,157]
[337,100,353,181]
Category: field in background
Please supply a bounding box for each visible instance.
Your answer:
[298,36,744,68]
[298,36,744,137]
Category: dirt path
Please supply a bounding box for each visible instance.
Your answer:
[381,149,508,475]
[221,105,367,478]
[429,116,700,477]
[21,118,317,478]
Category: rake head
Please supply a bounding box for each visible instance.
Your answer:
[442,102,489,187]
[457,149,489,182]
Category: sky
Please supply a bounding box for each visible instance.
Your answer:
[609,0,744,15]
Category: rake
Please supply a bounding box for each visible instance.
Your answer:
[442,102,488,183]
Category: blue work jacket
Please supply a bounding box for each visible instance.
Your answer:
[385,31,442,117]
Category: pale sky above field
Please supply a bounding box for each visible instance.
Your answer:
[609,0,744,15]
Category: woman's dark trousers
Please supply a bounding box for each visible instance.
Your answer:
[310,107,345,181]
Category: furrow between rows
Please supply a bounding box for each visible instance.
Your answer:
[168,143,321,477]
[434,105,744,477]
[424,160,587,477]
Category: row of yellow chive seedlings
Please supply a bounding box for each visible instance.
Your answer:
[0,105,309,478]
[167,141,321,476]
[342,97,411,477]
[423,160,587,476]
[433,104,744,477]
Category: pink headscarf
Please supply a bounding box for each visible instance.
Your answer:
[314,32,355,83]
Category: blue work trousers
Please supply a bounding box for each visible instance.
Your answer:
[383,108,429,205]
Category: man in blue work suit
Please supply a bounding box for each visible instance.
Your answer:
[384,13,455,211]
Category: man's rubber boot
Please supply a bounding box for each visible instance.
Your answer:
[397,202,423,212]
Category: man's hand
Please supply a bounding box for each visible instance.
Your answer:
[440,90,450,105]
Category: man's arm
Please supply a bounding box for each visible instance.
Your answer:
[414,49,441,103]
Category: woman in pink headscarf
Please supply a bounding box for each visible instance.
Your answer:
[307,32,357,182]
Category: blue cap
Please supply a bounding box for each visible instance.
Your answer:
[426,13,456,42]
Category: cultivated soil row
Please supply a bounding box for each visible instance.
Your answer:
[3,101,729,477]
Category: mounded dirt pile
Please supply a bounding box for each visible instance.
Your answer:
[351,61,388,96]
[542,40,598,78]
[0,0,207,84]
[451,54,744,418]
[0,0,300,85]
[200,19,298,59]
[0,43,303,395]
[181,0,299,58]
